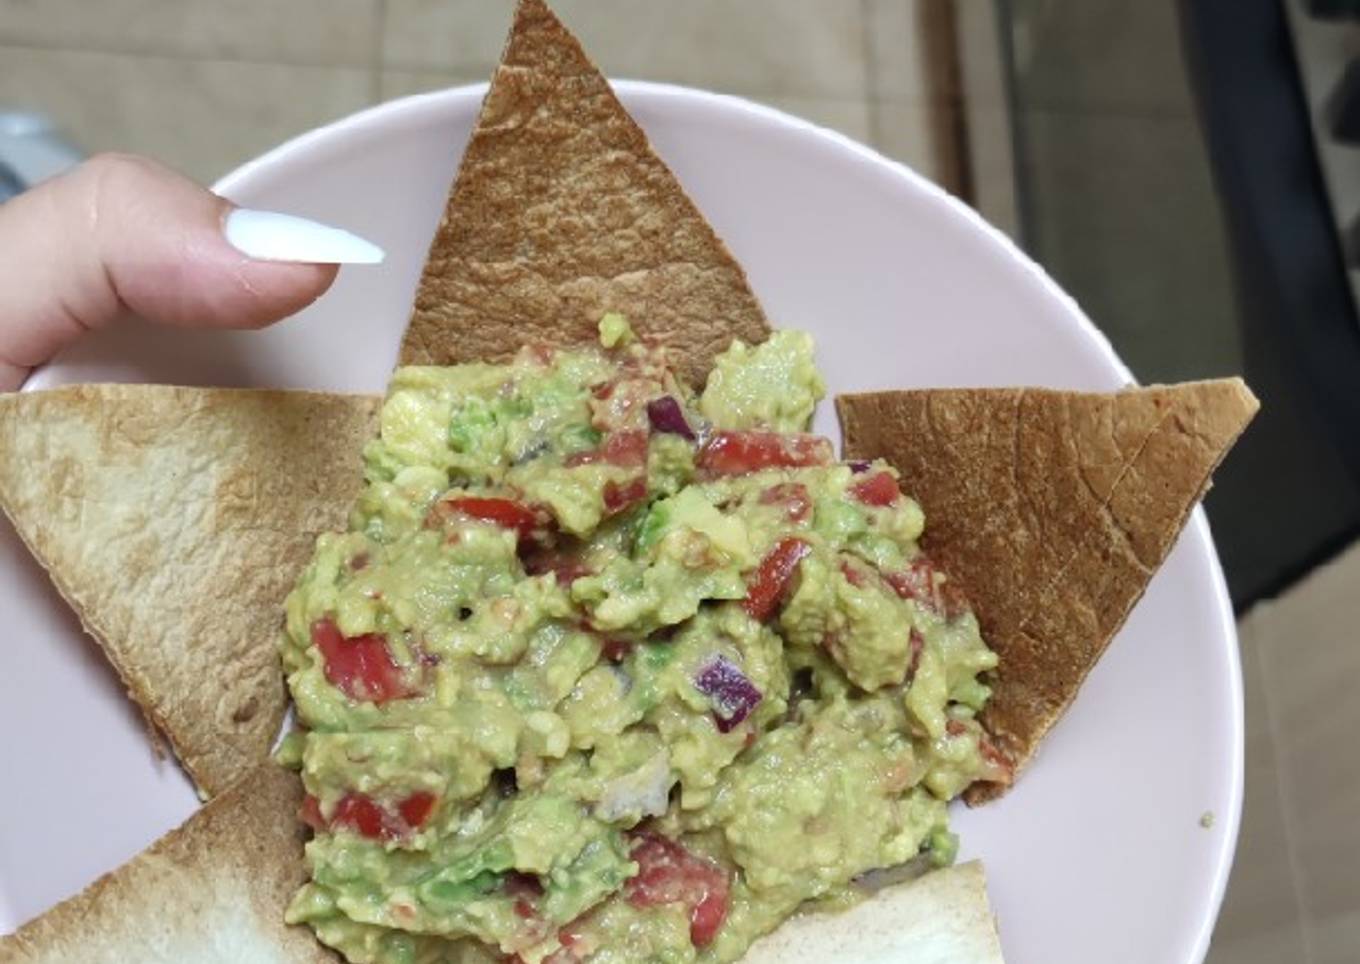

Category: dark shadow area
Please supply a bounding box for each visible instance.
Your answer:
[1180,0,1360,606]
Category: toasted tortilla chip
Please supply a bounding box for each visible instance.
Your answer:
[399,0,771,385]
[837,379,1258,802]
[743,862,1004,963]
[0,386,379,796]
[0,763,332,963]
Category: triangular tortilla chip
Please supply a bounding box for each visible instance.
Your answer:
[0,763,332,963]
[0,386,379,796]
[836,379,1258,802]
[742,861,1004,963]
[399,0,770,386]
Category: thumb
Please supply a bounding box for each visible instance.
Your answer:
[0,153,383,390]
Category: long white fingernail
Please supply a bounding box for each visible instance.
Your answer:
[223,209,385,264]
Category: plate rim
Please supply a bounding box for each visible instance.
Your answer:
[22,79,1244,963]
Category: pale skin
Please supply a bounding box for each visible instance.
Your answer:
[0,153,342,391]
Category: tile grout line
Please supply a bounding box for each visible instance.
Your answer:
[860,0,886,150]
[1247,607,1318,963]
[370,0,388,103]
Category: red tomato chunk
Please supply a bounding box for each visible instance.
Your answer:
[565,429,648,468]
[698,431,833,476]
[884,558,969,619]
[332,792,391,839]
[743,537,811,622]
[444,496,543,542]
[397,790,437,829]
[758,482,812,522]
[304,790,439,840]
[311,618,416,704]
[849,471,900,506]
[603,477,648,514]
[626,832,731,947]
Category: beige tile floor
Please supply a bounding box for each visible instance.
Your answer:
[1209,541,1360,964]
[0,0,1007,222]
[3,1,1355,961]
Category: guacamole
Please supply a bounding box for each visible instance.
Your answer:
[279,324,1012,964]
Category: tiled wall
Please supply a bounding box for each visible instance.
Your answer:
[0,0,997,202]
[1214,543,1360,964]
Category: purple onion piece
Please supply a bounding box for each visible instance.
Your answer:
[848,460,872,474]
[693,655,762,732]
[646,396,696,441]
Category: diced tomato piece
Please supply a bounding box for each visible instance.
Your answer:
[310,791,438,840]
[884,564,930,604]
[312,619,416,704]
[849,471,900,506]
[697,431,834,476]
[601,638,632,663]
[689,890,728,947]
[604,430,648,466]
[743,537,811,622]
[565,445,603,468]
[523,549,592,586]
[840,558,868,588]
[758,482,812,522]
[884,558,970,620]
[603,476,648,514]
[332,792,392,840]
[397,791,437,829]
[978,735,1015,786]
[444,496,544,542]
[942,720,1014,787]
[626,832,731,948]
[907,629,924,679]
[565,429,648,468]
[299,794,325,832]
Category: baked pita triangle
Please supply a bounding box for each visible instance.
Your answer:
[742,861,1003,963]
[0,763,333,963]
[836,379,1259,802]
[0,385,378,796]
[398,0,771,386]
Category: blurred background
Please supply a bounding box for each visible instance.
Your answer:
[2,0,1357,960]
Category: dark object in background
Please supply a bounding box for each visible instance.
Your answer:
[1326,59,1360,143]
[1180,0,1360,606]
[0,162,21,204]
[1307,0,1360,19]
[0,111,83,200]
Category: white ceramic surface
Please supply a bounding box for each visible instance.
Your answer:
[1,82,1242,964]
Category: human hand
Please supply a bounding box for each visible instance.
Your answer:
[0,153,383,391]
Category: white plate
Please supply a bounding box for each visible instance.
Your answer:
[1,82,1241,963]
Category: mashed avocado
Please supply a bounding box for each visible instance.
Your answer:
[280,324,1011,963]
